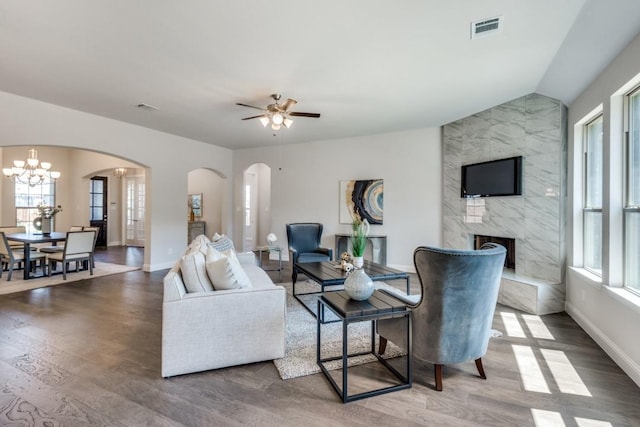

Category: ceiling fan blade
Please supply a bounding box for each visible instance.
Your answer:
[289,112,321,118]
[236,102,266,111]
[280,98,298,111]
[241,114,266,120]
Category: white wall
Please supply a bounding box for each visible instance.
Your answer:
[567,32,640,386]
[0,90,233,271]
[233,128,442,271]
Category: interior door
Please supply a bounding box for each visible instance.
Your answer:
[89,176,108,247]
[125,175,145,247]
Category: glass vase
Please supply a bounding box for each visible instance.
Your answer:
[344,268,374,301]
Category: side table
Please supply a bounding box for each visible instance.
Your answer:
[317,290,412,403]
[256,246,282,282]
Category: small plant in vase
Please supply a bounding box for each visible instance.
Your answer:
[345,216,374,300]
[351,217,370,269]
[37,203,63,234]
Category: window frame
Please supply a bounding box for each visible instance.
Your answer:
[623,85,640,294]
[14,177,57,234]
[583,114,604,276]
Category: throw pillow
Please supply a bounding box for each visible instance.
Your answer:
[206,246,227,263]
[206,254,252,290]
[208,234,235,253]
[180,251,214,293]
[187,234,211,256]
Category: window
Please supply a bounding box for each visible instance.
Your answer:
[583,115,603,275]
[244,184,251,227]
[15,178,56,233]
[625,88,640,293]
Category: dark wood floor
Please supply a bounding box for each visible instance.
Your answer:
[0,247,638,426]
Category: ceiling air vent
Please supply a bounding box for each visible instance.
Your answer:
[136,103,159,111]
[471,16,503,39]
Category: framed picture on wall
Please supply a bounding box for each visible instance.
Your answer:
[189,193,202,218]
[339,179,383,224]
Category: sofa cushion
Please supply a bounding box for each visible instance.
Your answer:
[206,253,252,290]
[180,251,214,293]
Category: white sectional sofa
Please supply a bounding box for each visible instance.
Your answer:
[161,235,286,377]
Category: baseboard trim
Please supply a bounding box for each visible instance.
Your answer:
[566,301,640,387]
[144,261,174,272]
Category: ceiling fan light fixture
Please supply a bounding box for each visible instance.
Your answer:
[272,113,284,125]
[237,94,320,131]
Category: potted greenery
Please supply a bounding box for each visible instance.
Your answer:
[351,217,370,268]
[37,203,63,234]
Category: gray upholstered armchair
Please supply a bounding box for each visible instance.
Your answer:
[377,243,506,391]
[286,223,333,284]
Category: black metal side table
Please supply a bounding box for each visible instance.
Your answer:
[317,290,412,403]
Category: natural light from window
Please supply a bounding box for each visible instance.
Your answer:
[531,409,613,427]
[512,345,550,393]
[500,312,526,338]
[522,314,555,340]
[540,349,591,396]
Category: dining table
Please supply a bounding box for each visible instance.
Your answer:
[5,232,67,280]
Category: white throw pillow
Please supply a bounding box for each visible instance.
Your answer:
[180,251,214,293]
[206,246,237,263]
[206,254,252,290]
[187,234,211,256]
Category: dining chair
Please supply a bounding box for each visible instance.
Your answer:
[0,225,29,251]
[0,231,46,281]
[82,226,100,268]
[39,225,85,254]
[45,230,96,279]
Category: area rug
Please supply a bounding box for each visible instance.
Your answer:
[0,262,141,295]
[273,281,406,380]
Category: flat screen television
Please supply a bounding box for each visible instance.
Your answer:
[461,156,523,198]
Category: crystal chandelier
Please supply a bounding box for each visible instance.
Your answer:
[2,149,61,187]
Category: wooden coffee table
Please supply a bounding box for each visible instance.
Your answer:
[293,260,410,318]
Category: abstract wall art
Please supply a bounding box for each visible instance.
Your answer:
[339,179,384,225]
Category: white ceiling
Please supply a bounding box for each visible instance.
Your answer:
[1,1,640,150]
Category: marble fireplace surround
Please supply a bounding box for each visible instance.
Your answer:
[443,93,567,315]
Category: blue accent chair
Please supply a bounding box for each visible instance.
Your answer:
[377,243,506,391]
[286,223,333,284]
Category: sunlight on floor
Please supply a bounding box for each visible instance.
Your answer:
[512,345,551,393]
[541,349,591,396]
[507,312,604,427]
[500,311,526,338]
[522,314,555,340]
[531,409,613,427]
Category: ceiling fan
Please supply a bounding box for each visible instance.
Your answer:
[236,94,320,130]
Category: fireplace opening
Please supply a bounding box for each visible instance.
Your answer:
[474,235,515,270]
